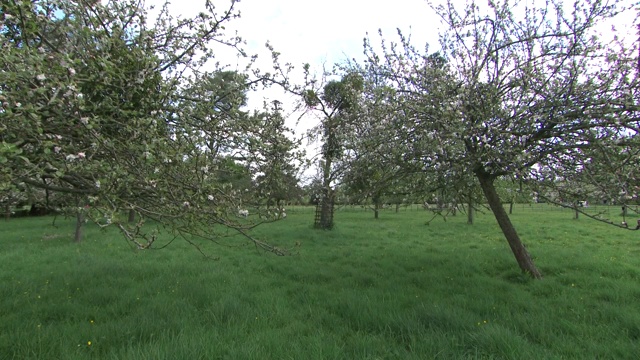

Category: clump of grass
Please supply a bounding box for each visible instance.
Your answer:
[1,205,639,359]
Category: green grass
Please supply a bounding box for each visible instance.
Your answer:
[1,205,639,359]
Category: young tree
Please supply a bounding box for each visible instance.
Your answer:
[357,0,639,278]
[249,103,304,211]
[339,82,409,219]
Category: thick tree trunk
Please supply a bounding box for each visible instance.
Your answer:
[477,174,542,279]
[74,211,84,243]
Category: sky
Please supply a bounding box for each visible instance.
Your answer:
[154,0,442,68]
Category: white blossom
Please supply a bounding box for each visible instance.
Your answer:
[68,68,76,76]
[80,117,89,125]
[95,180,101,188]
[207,194,214,201]
[53,146,61,153]
[66,154,77,161]
[15,102,21,108]
[36,74,46,81]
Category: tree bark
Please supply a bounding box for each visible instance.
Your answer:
[373,195,381,219]
[509,199,514,215]
[477,173,542,279]
[128,208,136,223]
[75,211,84,243]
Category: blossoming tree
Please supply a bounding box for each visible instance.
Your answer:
[0,0,297,252]
[353,0,639,278]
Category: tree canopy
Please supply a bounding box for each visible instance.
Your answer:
[0,0,298,252]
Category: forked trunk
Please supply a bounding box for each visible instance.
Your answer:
[477,174,542,279]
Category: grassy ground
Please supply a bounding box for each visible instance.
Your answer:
[1,205,639,359]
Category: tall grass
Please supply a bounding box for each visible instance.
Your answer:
[1,206,639,359]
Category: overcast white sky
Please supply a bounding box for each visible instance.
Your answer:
[234,0,440,65]
[155,0,442,68]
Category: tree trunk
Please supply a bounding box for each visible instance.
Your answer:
[509,199,514,215]
[574,207,579,219]
[318,188,333,229]
[5,205,10,221]
[317,153,334,229]
[128,208,136,223]
[467,196,474,225]
[74,211,84,243]
[373,196,381,219]
[477,174,542,279]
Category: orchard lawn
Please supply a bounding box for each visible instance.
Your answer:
[1,205,639,359]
